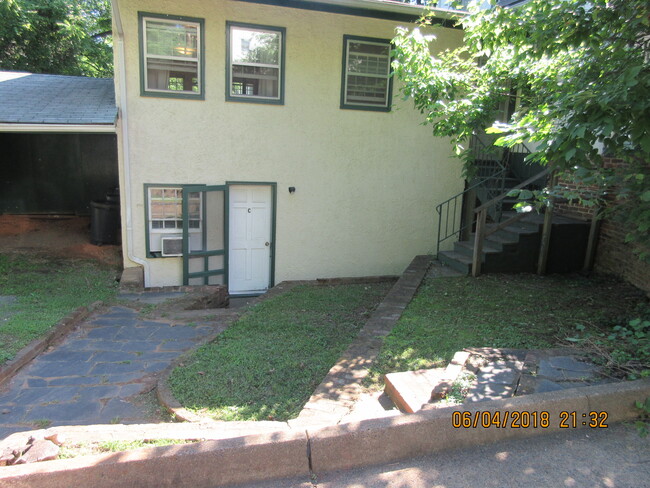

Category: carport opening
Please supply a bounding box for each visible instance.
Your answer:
[0,214,122,267]
[0,132,121,268]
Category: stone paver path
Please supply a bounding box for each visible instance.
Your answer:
[0,305,224,439]
[465,347,612,403]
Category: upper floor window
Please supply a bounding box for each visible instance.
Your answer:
[226,22,285,104]
[139,13,205,99]
[341,35,393,112]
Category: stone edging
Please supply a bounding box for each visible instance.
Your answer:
[156,372,206,423]
[0,302,103,387]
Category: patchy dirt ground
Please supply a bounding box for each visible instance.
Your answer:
[0,215,122,268]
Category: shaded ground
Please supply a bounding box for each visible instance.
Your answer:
[0,215,121,268]
[370,272,647,386]
[0,254,119,364]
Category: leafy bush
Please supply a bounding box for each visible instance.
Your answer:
[568,304,650,379]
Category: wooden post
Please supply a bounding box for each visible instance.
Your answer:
[583,206,602,273]
[472,208,487,277]
[461,188,477,241]
[537,171,558,275]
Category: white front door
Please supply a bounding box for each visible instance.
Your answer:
[228,185,272,295]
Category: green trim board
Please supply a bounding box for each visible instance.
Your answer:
[187,250,226,257]
[182,185,228,286]
[138,12,206,100]
[225,21,286,105]
[185,268,226,279]
[234,0,460,28]
[340,35,394,112]
[226,181,277,289]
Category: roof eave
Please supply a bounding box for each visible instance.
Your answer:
[301,0,463,19]
[234,0,466,21]
[0,123,117,134]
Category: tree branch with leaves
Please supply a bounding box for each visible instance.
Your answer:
[0,0,113,77]
[392,0,650,255]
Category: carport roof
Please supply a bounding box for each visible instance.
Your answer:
[0,71,117,132]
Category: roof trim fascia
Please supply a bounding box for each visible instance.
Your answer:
[234,0,464,28]
[0,123,116,134]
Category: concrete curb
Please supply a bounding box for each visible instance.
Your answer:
[0,302,102,387]
[1,379,648,487]
[308,378,650,474]
[0,429,310,488]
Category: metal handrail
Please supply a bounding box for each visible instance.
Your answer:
[434,135,535,260]
[470,135,507,173]
[474,167,551,214]
[436,168,507,255]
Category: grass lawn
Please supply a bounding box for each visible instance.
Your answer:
[0,254,119,364]
[368,273,647,386]
[168,281,393,422]
[58,439,196,459]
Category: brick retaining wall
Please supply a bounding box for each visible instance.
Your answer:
[554,158,650,295]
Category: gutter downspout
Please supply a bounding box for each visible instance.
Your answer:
[111,0,150,286]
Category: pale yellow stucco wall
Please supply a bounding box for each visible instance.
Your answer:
[114,0,465,288]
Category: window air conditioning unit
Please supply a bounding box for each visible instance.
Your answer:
[161,236,183,257]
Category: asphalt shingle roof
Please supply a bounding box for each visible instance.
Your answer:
[0,71,117,126]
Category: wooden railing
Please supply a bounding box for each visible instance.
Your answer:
[471,167,552,276]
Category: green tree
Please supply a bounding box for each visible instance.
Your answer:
[0,0,113,77]
[392,0,650,253]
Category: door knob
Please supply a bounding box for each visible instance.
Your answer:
[265,242,270,246]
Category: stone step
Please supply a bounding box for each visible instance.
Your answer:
[384,351,471,413]
[384,368,447,414]
[454,240,501,259]
[437,251,472,275]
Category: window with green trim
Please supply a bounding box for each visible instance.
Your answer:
[146,186,202,257]
[341,35,392,111]
[226,22,285,103]
[140,13,204,98]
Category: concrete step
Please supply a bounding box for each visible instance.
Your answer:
[454,240,501,259]
[502,216,541,233]
[384,352,472,413]
[484,231,524,251]
[384,368,447,413]
[437,250,472,275]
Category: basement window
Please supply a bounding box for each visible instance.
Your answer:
[145,185,202,257]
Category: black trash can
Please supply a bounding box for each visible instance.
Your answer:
[90,200,120,245]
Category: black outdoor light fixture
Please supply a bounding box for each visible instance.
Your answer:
[288,186,296,194]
